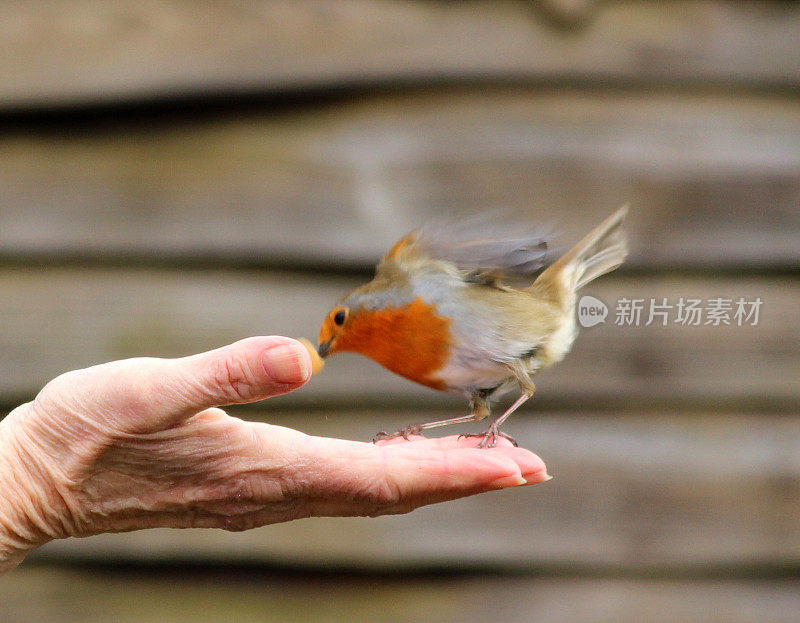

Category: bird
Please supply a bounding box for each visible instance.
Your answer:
[315,206,628,448]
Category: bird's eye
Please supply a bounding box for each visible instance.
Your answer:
[333,309,347,326]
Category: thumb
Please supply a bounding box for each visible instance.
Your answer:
[142,336,312,427]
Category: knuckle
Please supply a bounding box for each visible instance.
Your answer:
[226,474,257,502]
[372,477,405,508]
[355,475,406,517]
[209,354,258,403]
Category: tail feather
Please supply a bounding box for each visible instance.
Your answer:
[531,205,628,306]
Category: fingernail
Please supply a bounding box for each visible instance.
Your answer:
[262,344,310,384]
[491,474,527,488]
[523,472,553,485]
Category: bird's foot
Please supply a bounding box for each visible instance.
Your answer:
[372,424,424,443]
[460,426,518,449]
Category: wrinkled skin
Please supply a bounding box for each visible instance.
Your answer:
[0,336,548,572]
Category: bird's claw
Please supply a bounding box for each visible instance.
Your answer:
[459,427,518,449]
[372,431,394,443]
[372,424,424,443]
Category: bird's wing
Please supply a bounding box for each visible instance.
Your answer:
[378,217,551,282]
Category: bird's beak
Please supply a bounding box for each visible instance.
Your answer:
[317,339,333,359]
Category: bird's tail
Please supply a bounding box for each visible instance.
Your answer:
[530,205,628,308]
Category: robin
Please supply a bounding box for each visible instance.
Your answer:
[316,206,628,447]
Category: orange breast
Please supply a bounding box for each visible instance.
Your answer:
[335,298,451,390]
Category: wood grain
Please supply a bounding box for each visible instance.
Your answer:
[5,567,800,623]
[2,0,798,594]
[0,268,795,407]
[1,91,799,270]
[2,1,799,109]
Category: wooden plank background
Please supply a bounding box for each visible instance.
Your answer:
[5,566,800,623]
[2,0,800,110]
[2,1,799,621]
[0,269,795,410]
[2,91,799,270]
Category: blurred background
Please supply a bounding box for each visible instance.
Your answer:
[1,1,799,621]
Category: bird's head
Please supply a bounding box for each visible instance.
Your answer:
[314,232,450,392]
[315,264,412,360]
[316,304,351,358]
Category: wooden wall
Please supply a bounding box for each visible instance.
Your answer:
[2,2,799,621]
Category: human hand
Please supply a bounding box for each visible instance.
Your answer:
[0,336,549,572]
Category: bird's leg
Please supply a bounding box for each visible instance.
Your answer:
[472,393,531,448]
[372,397,490,443]
[464,363,536,448]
